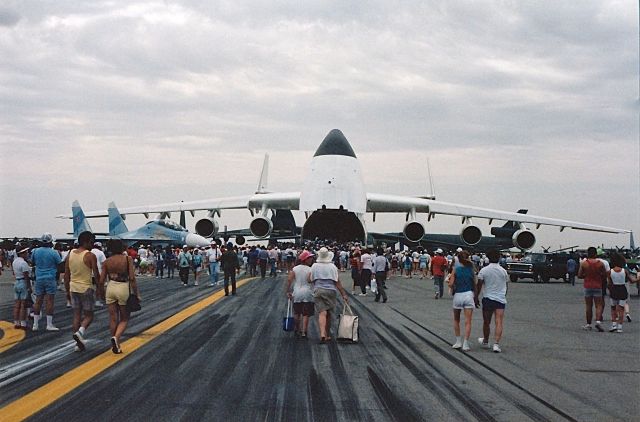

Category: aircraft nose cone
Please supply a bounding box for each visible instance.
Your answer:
[313,129,357,158]
[186,233,209,247]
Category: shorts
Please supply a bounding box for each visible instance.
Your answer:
[106,281,130,306]
[14,280,28,300]
[314,288,337,313]
[419,263,427,269]
[34,278,57,296]
[610,298,626,306]
[71,288,95,311]
[482,297,506,311]
[452,291,475,309]
[584,288,603,298]
[293,302,315,316]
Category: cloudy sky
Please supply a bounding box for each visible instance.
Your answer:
[0,1,637,249]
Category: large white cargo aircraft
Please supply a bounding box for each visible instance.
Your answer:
[65,129,629,248]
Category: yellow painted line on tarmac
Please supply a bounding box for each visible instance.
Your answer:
[0,321,26,354]
[1,277,255,422]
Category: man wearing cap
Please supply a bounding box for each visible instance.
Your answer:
[12,246,32,329]
[221,242,240,296]
[91,242,107,307]
[430,249,448,299]
[206,242,222,286]
[178,246,192,286]
[32,233,63,331]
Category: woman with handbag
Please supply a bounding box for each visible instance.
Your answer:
[100,239,140,354]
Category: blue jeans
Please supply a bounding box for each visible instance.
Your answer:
[209,262,219,284]
[434,275,444,298]
[269,258,277,277]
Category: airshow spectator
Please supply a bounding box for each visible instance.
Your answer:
[578,247,607,331]
[178,246,192,286]
[285,250,315,338]
[32,233,62,332]
[221,242,240,296]
[373,248,388,303]
[206,243,222,286]
[257,246,269,279]
[448,250,478,352]
[476,249,509,353]
[359,248,373,296]
[566,255,578,286]
[430,249,448,299]
[66,231,100,351]
[607,253,637,333]
[349,250,361,295]
[310,247,349,343]
[12,246,31,330]
[101,239,140,354]
[91,242,107,307]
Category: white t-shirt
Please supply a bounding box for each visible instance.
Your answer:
[91,248,107,275]
[478,263,509,304]
[292,265,313,302]
[13,257,30,279]
[207,248,221,263]
[360,253,374,271]
[373,255,388,273]
[311,262,339,291]
[138,248,148,259]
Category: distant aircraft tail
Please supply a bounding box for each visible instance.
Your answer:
[501,209,528,229]
[490,210,528,238]
[72,200,93,238]
[108,202,129,236]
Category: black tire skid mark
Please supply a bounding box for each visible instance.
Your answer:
[366,366,423,422]
[372,331,480,422]
[326,343,365,421]
[308,368,338,422]
[391,307,576,422]
[351,299,535,422]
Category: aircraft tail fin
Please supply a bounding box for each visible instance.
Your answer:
[108,202,129,236]
[72,200,93,238]
[256,153,269,194]
[631,231,636,250]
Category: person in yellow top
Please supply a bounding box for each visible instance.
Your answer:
[64,231,100,351]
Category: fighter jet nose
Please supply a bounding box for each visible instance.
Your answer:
[186,233,209,247]
[313,129,357,158]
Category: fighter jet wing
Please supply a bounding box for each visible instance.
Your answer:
[366,193,630,234]
[57,193,301,219]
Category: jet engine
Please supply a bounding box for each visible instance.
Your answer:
[512,229,536,250]
[250,216,273,238]
[460,225,482,246]
[403,221,425,243]
[235,235,246,245]
[194,217,219,238]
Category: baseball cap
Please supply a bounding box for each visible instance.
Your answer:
[436,248,443,254]
[456,247,463,252]
[41,232,54,243]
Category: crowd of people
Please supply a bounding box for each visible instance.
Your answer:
[3,234,638,354]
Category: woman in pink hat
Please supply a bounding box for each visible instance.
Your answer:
[285,249,315,338]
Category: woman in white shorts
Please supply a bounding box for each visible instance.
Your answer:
[448,250,479,351]
[607,253,637,333]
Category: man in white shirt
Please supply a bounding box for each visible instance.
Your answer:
[206,243,222,286]
[359,248,374,296]
[476,249,509,353]
[373,248,388,303]
[91,242,107,307]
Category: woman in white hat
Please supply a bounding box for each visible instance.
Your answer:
[310,247,349,343]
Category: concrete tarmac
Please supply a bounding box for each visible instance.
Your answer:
[0,267,638,421]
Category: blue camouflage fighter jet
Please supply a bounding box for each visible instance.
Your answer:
[69,200,209,248]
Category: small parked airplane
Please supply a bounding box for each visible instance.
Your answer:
[60,129,630,249]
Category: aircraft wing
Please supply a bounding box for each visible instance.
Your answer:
[57,193,301,219]
[366,193,630,234]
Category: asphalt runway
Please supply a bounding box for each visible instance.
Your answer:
[0,267,638,421]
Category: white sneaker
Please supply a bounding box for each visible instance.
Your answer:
[32,322,39,331]
[73,331,86,351]
[66,301,72,308]
[478,337,490,348]
[462,340,470,352]
[616,328,623,333]
[594,321,604,332]
[609,323,618,332]
[194,282,199,286]
[626,313,632,322]
[492,343,502,353]
[358,293,367,296]
[46,325,60,332]
[452,341,462,349]
[74,345,81,352]
[582,324,592,331]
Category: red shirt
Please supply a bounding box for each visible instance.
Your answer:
[581,259,605,289]
[431,255,448,277]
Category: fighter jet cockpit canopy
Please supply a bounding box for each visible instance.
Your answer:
[148,219,187,232]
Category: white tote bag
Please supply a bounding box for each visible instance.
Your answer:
[370,278,378,294]
[337,303,359,343]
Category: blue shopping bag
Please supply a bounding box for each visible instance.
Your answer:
[283,299,295,331]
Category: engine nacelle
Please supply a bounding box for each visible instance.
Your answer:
[403,221,425,243]
[512,229,536,250]
[235,235,246,245]
[194,217,219,238]
[250,216,273,238]
[460,225,482,246]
